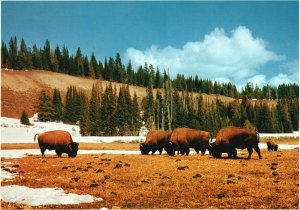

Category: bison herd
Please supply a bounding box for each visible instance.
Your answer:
[140,126,279,159]
[34,126,278,159]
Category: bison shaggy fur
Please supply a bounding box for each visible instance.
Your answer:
[210,126,262,159]
[140,130,172,155]
[267,140,278,151]
[34,130,79,158]
[168,128,212,156]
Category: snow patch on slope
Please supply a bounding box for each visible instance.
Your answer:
[1,185,103,206]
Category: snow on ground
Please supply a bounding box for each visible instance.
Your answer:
[1,169,15,182]
[1,161,104,207]
[1,117,145,143]
[1,185,103,206]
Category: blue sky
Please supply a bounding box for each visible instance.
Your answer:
[2,1,298,88]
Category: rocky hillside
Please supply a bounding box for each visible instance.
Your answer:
[1,69,237,119]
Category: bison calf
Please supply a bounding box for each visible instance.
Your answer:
[34,130,79,158]
[267,140,278,151]
[209,126,262,159]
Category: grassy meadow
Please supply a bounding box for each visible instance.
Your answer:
[1,144,298,209]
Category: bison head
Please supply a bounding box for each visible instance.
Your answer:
[165,141,177,156]
[67,142,79,158]
[140,143,150,155]
[209,140,222,158]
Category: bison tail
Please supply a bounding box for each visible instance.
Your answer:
[34,133,39,141]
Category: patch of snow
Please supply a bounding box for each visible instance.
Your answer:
[1,168,15,182]
[1,117,81,143]
[1,117,145,143]
[1,185,103,206]
[260,131,299,138]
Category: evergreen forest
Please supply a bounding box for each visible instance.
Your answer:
[2,37,299,135]
[2,37,298,99]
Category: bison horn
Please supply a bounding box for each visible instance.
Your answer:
[209,138,216,145]
[68,144,73,151]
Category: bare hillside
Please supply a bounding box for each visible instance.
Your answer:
[1,69,236,119]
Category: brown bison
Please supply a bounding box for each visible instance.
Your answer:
[167,128,212,156]
[34,130,79,158]
[140,130,172,155]
[209,126,262,159]
[267,140,278,151]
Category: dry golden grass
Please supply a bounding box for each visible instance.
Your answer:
[1,148,298,209]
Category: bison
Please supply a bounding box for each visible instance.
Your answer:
[167,128,212,156]
[140,130,172,155]
[209,126,262,159]
[267,140,278,151]
[34,130,79,158]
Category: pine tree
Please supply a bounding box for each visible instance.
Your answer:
[52,88,63,121]
[55,45,63,72]
[89,83,102,135]
[91,53,100,79]
[255,104,278,133]
[42,40,51,70]
[288,99,299,131]
[155,90,163,130]
[114,85,128,135]
[64,86,82,124]
[38,90,54,122]
[1,41,9,68]
[18,38,28,69]
[99,83,117,135]
[276,100,293,133]
[143,86,155,129]
[20,111,31,125]
[132,92,140,133]
[83,56,91,77]
[8,36,18,69]
[154,68,162,88]
[75,47,84,75]
[79,90,90,136]
[32,44,42,69]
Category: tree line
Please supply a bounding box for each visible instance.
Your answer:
[37,82,140,136]
[2,36,298,100]
[36,80,298,136]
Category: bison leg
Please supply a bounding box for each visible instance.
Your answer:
[55,149,63,158]
[254,144,262,159]
[186,148,190,156]
[40,147,46,157]
[180,149,185,156]
[158,148,163,155]
[246,147,253,159]
[200,148,206,155]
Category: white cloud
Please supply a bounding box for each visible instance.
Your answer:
[247,75,267,86]
[124,26,284,88]
[268,73,297,86]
